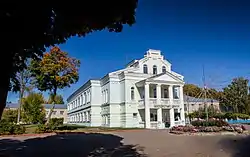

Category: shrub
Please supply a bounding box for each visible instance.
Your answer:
[236,113,250,120]
[223,113,250,120]
[35,124,52,133]
[0,120,26,135]
[2,109,18,123]
[213,113,225,119]
[191,119,229,127]
[49,118,64,126]
[35,118,64,133]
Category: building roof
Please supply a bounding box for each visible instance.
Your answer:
[184,95,219,103]
[5,103,67,109]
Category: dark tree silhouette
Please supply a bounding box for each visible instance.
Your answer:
[0,1,138,118]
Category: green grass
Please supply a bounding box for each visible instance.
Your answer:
[24,124,143,134]
[24,124,39,134]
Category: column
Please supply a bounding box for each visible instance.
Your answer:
[179,85,185,125]
[144,83,151,128]
[157,108,163,128]
[156,84,161,105]
[80,113,83,122]
[169,85,173,103]
[169,108,175,127]
[86,111,89,122]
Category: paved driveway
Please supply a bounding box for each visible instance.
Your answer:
[0,130,249,157]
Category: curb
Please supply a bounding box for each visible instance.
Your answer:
[0,129,145,138]
[0,133,56,138]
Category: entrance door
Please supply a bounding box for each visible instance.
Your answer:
[162,110,170,128]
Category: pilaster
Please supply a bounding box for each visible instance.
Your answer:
[156,84,162,105]
[157,108,163,128]
[170,108,175,127]
[144,83,150,128]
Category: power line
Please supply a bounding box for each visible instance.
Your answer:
[202,65,208,122]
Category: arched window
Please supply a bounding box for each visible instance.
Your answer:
[153,65,157,74]
[131,87,135,100]
[162,66,166,73]
[143,64,148,74]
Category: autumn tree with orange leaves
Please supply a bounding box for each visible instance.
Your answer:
[30,46,80,123]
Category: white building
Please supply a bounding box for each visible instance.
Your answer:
[67,49,185,129]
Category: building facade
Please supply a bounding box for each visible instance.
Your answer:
[183,95,220,114]
[67,49,185,129]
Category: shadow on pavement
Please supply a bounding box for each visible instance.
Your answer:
[0,133,147,157]
[219,135,250,157]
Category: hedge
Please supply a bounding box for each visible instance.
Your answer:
[191,119,229,127]
[0,120,26,135]
[188,112,250,120]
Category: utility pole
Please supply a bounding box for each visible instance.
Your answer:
[202,65,208,122]
[186,81,190,124]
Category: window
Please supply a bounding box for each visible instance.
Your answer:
[81,94,83,105]
[131,87,135,100]
[162,66,166,73]
[174,109,180,121]
[60,111,64,115]
[150,113,157,121]
[106,90,108,102]
[133,113,137,118]
[173,86,179,99]
[153,65,157,74]
[184,104,187,111]
[84,92,87,104]
[163,89,168,98]
[153,88,157,98]
[53,111,57,115]
[143,64,148,74]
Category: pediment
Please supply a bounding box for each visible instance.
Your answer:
[147,72,183,83]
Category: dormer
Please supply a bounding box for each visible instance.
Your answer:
[144,49,164,60]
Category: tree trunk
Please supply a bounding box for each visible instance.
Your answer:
[17,89,24,123]
[0,65,12,119]
[45,88,57,125]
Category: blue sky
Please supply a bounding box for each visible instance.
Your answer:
[7,0,250,102]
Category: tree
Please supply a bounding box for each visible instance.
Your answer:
[22,92,46,124]
[184,84,202,97]
[30,46,80,123]
[47,94,64,104]
[221,77,250,114]
[14,61,34,123]
[0,1,138,118]
[2,109,18,123]
[184,84,220,100]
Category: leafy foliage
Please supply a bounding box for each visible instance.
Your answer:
[0,119,26,135]
[2,109,18,123]
[35,118,64,133]
[30,46,80,122]
[22,92,46,124]
[183,84,202,97]
[0,2,138,118]
[47,94,64,104]
[5,2,138,92]
[183,84,220,100]
[191,119,229,127]
[30,46,80,92]
[220,77,250,113]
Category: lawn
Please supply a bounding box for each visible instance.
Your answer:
[24,124,143,134]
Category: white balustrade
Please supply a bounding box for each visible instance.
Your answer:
[161,98,170,105]
[149,98,157,105]
[173,99,181,104]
